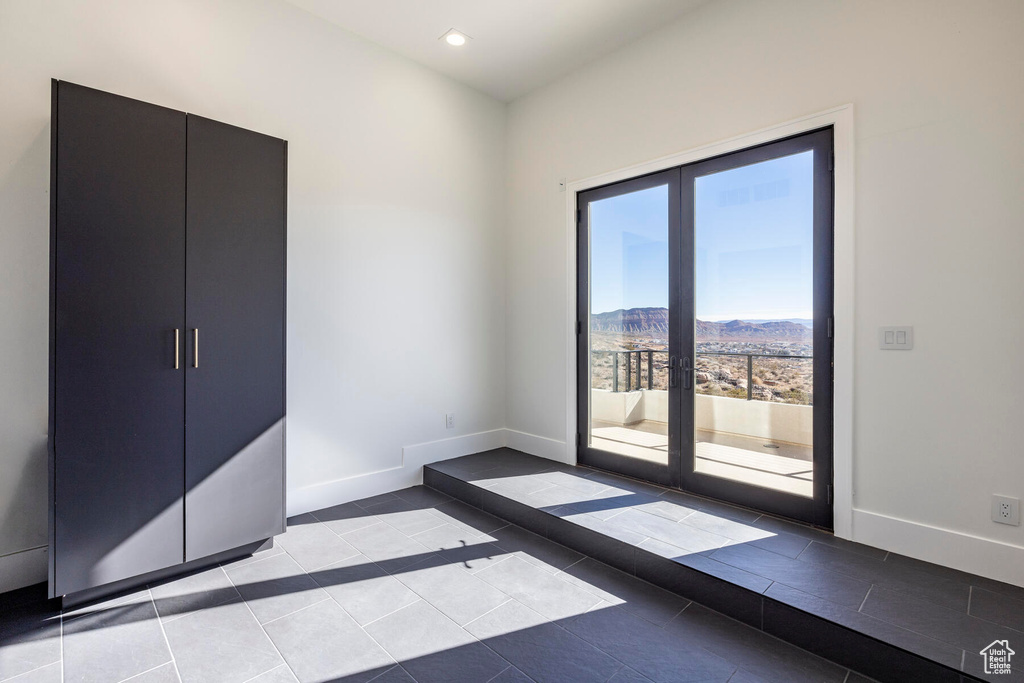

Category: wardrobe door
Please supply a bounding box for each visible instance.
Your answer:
[52,81,186,596]
[185,115,286,561]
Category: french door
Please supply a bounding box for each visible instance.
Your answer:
[577,128,834,528]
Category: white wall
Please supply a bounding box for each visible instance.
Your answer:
[505,0,1024,583]
[0,0,507,591]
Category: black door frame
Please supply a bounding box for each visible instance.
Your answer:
[576,127,834,529]
[576,168,682,488]
[679,127,834,529]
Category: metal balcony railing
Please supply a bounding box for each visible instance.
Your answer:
[592,349,812,401]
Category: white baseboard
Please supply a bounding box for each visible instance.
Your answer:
[852,509,1024,587]
[286,428,506,517]
[402,429,508,468]
[0,545,47,593]
[505,429,570,464]
[286,428,575,517]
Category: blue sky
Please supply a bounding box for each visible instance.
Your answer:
[589,151,814,320]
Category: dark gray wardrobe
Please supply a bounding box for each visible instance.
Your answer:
[48,80,286,603]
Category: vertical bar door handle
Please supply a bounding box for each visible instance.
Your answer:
[682,356,692,390]
[193,328,199,368]
[174,329,180,369]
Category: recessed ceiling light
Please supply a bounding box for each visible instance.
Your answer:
[440,28,470,47]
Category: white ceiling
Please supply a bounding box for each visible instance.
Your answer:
[284,0,710,101]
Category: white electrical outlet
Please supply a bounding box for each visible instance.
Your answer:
[992,495,1021,526]
[445,413,455,430]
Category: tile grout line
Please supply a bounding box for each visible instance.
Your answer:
[966,585,972,615]
[549,604,661,677]
[375,587,516,676]
[60,609,64,683]
[150,569,242,628]
[3,663,60,683]
[388,541,523,619]
[856,585,873,613]
[334,520,389,539]
[238,663,290,683]
[304,551,362,575]
[303,514,372,541]
[688,598,853,683]
[469,549,644,678]
[308,511,382,541]
[483,665,513,683]
[221,548,285,572]
[562,556,587,571]
[460,598,515,629]
[375,514,448,543]
[149,588,183,683]
[358,597,426,629]
[306,534,419,622]
[467,551,516,574]
[944,589,1023,631]
[296,528,432,666]
[693,645,738,682]
[601,662,627,683]
[347,602,415,681]
[408,521,491,545]
[118,661,175,683]
[364,664,413,683]
[449,480,737,628]
[258,596,333,627]
[221,560,299,683]
[351,493,400,510]
[791,540,984,610]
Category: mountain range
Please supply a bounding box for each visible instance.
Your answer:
[591,307,812,341]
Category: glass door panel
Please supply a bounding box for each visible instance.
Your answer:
[693,151,815,497]
[577,170,681,487]
[680,128,833,527]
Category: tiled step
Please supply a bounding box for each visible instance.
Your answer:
[424,449,1024,683]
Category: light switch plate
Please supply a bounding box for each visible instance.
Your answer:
[879,326,913,350]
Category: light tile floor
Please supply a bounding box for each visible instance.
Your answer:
[1,485,875,683]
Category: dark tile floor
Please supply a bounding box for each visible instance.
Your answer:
[424,449,1024,683]
[3,483,875,683]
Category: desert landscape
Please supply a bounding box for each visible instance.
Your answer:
[589,307,814,405]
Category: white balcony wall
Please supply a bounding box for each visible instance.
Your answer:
[591,390,812,446]
[697,395,812,447]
